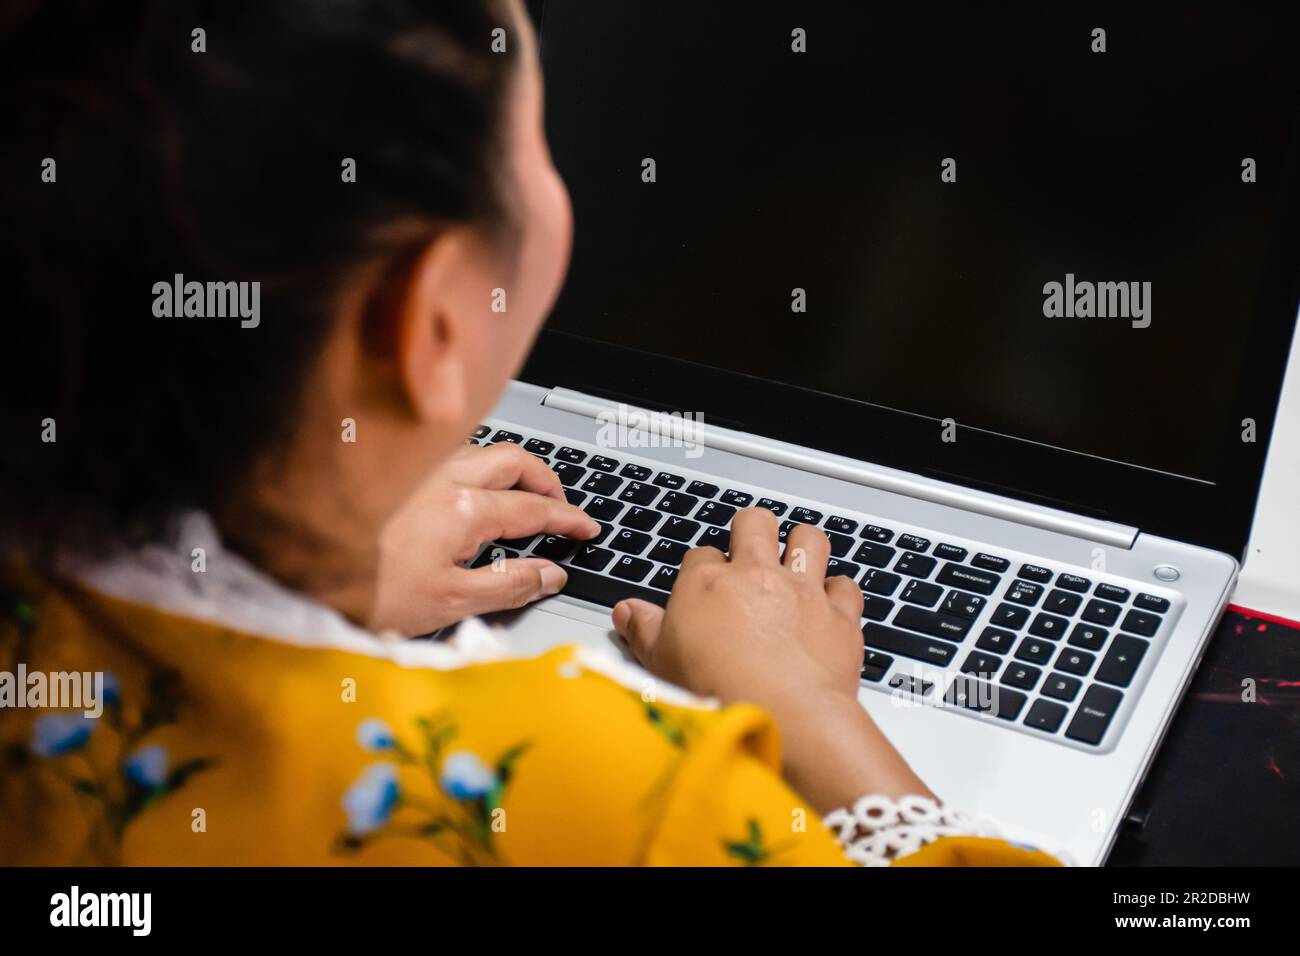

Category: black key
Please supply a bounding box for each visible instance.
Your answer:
[791,506,823,524]
[1043,589,1082,616]
[695,500,736,526]
[686,480,719,498]
[720,489,753,507]
[564,488,587,507]
[1028,612,1070,640]
[863,622,958,666]
[934,543,968,561]
[1054,648,1095,676]
[659,516,700,542]
[1134,593,1171,614]
[653,472,685,489]
[649,539,690,567]
[570,545,614,572]
[860,525,894,543]
[1096,635,1147,687]
[1015,637,1054,665]
[962,650,1002,678]
[901,580,943,607]
[861,595,894,622]
[609,528,652,555]
[1017,563,1053,583]
[620,506,661,532]
[1120,608,1161,637]
[1068,623,1109,652]
[889,674,933,697]
[1080,598,1122,627]
[532,535,578,561]
[524,438,555,456]
[1001,661,1040,690]
[473,424,491,439]
[893,605,972,641]
[991,603,1030,629]
[584,496,623,521]
[581,472,623,496]
[1056,572,1091,593]
[589,522,613,544]
[756,497,787,516]
[1094,583,1130,603]
[697,526,730,552]
[944,675,1026,720]
[853,541,896,568]
[620,463,652,481]
[1024,699,1068,734]
[825,558,862,579]
[860,568,902,596]
[824,515,858,535]
[555,446,586,464]
[861,649,894,682]
[561,564,667,608]
[648,566,679,592]
[776,520,797,544]
[655,491,699,516]
[465,438,480,445]
[1005,580,1044,606]
[941,590,986,619]
[551,462,587,487]
[471,546,518,568]
[491,429,523,445]
[618,481,658,506]
[589,455,620,473]
[610,555,653,583]
[894,553,937,578]
[971,553,1010,573]
[936,562,1001,595]
[1041,672,1082,702]
[897,533,930,552]
[498,534,536,549]
[826,531,855,558]
[1065,685,1124,745]
[976,626,1016,654]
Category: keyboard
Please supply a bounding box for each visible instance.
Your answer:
[467,422,1178,752]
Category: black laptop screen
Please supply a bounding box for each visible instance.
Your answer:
[534,2,1297,486]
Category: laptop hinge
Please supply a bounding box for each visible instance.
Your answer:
[541,386,1139,549]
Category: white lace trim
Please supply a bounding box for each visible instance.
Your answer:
[822,794,1000,866]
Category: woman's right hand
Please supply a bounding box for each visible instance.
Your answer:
[613,508,934,813]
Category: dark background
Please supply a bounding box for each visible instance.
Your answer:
[532,2,1297,485]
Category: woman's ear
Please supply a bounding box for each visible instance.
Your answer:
[381,230,479,428]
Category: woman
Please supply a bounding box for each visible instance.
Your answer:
[0,0,1055,866]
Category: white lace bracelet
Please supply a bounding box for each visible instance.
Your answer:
[822,794,999,867]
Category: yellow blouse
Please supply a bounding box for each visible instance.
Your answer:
[0,565,1059,867]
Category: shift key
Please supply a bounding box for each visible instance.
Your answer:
[862,622,958,666]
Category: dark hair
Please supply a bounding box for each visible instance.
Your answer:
[0,0,521,557]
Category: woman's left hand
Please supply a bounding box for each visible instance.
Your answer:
[369,441,599,635]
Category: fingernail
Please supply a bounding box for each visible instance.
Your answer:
[611,600,630,634]
[538,563,567,597]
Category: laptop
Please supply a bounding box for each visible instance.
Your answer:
[464,3,1300,864]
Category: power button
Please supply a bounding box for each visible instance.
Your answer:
[1153,565,1180,582]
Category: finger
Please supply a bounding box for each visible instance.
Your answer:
[680,544,728,572]
[612,598,665,665]
[475,488,601,543]
[783,522,830,583]
[824,573,865,622]
[727,507,780,565]
[455,441,567,499]
[447,558,567,616]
